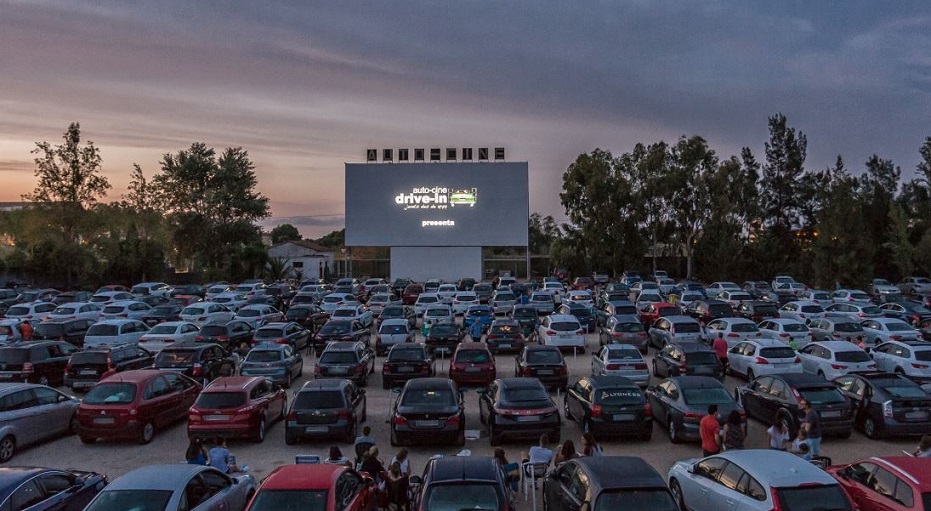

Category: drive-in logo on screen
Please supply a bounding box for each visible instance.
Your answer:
[395,187,477,211]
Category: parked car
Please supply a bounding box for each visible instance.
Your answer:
[652,342,724,380]
[485,318,526,353]
[421,321,463,355]
[778,300,825,323]
[390,377,464,446]
[314,341,374,386]
[515,345,567,389]
[704,317,762,348]
[82,464,255,511]
[478,377,560,445]
[683,299,733,325]
[449,342,496,387]
[451,292,480,315]
[668,450,852,511]
[139,304,183,326]
[188,375,287,442]
[76,369,201,444]
[833,289,873,305]
[137,320,201,353]
[808,317,866,343]
[33,318,94,346]
[401,283,424,305]
[285,378,366,444]
[564,376,652,439]
[0,466,106,510]
[239,343,304,387]
[382,343,435,389]
[0,319,32,344]
[378,304,416,329]
[410,457,515,511]
[706,281,741,299]
[245,463,375,511]
[489,290,518,315]
[529,292,556,314]
[180,302,235,327]
[861,318,923,347]
[899,276,931,296]
[590,344,649,386]
[285,303,329,333]
[797,340,876,380]
[153,342,236,383]
[646,376,744,443]
[422,304,454,329]
[537,314,585,352]
[510,304,539,335]
[211,292,249,313]
[833,371,931,439]
[195,320,256,354]
[98,300,152,321]
[799,289,835,307]
[757,318,812,347]
[556,302,598,333]
[827,456,931,511]
[0,341,77,386]
[598,314,648,352]
[464,305,495,331]
[648,315,703,349]
[251,321,310,352]
[735,373,854,437]
[871,339,931,382]
[0,383,79,462]
[734,300,780,323]
[47,302,100,322]
[880,300,931,326]
[726,339,802,380]
[313,320,371,357]
[824,302,883,321]
[3,302,56,322]
[375,318,413,356]
[64,344,153,391]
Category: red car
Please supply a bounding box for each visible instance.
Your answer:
[828,456,931,511]
[638,302,680,326]
[245,463,375,511]
[402,283,424,305]
[571,276,595,291]
[76,369,201,444]
[188,376,287,443]
[449,342,496,386]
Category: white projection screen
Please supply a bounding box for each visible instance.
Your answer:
[345,162,529,247]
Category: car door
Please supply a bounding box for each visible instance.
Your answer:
[681,457,729,511]
[142,374,176,428]
[545,462,584,511]
[740,377,772,420]
[571,381,591,423]
[195,469,243,511]
[798,344,821,374]
[764,378,792,422]
[32,386,73,437]
[1,389,41,445]
[592,346,606,375]
[728,343,750,376]
[34,471,89,511]
[707,460,751,511]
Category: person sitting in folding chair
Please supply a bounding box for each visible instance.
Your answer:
[382,461,410,511]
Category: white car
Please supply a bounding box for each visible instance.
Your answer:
[704,318,761,348]
[676,291,704,308]
[706,281,740,298]
[564,290,594,309]
[452,292,480,315]
[727,339,802,380]
[542,281,565,303]
[130,282,174,298]
[320,293,358,315]
[590,343,649,386]
[3,302,57,322]
[757,318,811,347]
[422,304,454,327]
[204,284,232,300]
[778,300,825,323]
[89,291,134,304]
[771,275,797,290]
[330,305,374,328]
[211,292,249,312]
[823,302,883,321]
[797,340,876,380]
[870,278,901,297]
[656,278,677,295]
[871,339,931,381]
[0,319,33,343]
[775,281,808,296]
[180,302,235,326]
[98,300,153,321]
[489,290,518,314]
[860,317,922,347]
[138,321,201,352]
[84,319,150,348]
[798,289,834,308]
[233,304,285,328]
[717,290,753,308]
[48,302,101,321]
[899,276,931,295]
[537,314,585,351]
[233,282,267,296]
[366,293,400,316]
[375,319,413,355]
[832,289,872,305]
[436,284,459,304]
[414,293,441,317]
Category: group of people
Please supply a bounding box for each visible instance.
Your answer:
[699,400,824,460]
[185,437,248,473]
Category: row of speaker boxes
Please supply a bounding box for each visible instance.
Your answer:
[366,147,505,162]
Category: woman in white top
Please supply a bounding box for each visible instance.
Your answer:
[766,419,790,451]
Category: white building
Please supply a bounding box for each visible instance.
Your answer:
[266,240,336,280]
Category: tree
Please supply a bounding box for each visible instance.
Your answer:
[270,224,302,244]
[760,114,807,229]
[859,155,901,277]
[884,203,914,279]
[528,213,559,255]
[317,229,345,248]
[810,169,873,289]
[667,136,717,279]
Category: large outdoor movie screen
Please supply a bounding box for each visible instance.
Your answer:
[345,162,529,247]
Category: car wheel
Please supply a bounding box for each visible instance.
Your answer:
[895,367,906,376]
[139,421,155,445]
[0,436,15,462]
[670,479,685,511]
[253,417,266,443]
[817,370,825,378]
[746,368,755,381]
[285,431,296,445]
[668,418,681,444]
[864,417,882,439]
[285,372,292,388]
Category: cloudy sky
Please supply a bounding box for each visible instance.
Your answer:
[1,1,929,238]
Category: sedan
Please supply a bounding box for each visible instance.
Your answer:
[195,320,255,354]
[312,320,371,356]
[436,283,459,304]
[364,293,400,316]
[590,344,649,387]
[637,302,680,327]
[0,383,79,462]
[735,373,854,438]
[233,304,284,329]
[726,339,802,380]
[484,318,526,353]
[284,304,329,334]
[188,376,287,442]
[377,304,416,329]
[646,376,744,443]
[861,318,922,347]
[0,466,107,511]
[489,290,518,314]
[515,345,568,389]
[479,377,560,445]
[83,464,256,511]
[422,304,454,328]
[140,304,184,326]
[390,377,465,446]
[529,292,556,314]
[239,343,304,387]
[598,314,648,352]
[564,375,652,439]
[251,321,310,352]
[797,341,876,380]
[423,321,465,355]
[834,372,931,439]
[245,464,375,511]
[137,320,201,353]
[382,343,435,389]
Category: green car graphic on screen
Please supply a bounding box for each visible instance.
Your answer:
[449,188,477,207]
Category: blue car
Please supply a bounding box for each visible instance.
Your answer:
[464,305,494,330]
[239,342,304,387]
[0,467,107,511]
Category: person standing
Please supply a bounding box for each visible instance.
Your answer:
[699,405,721,457]
[800,400,822,456]
[712,332,729,371]
[766,418,790,451]
[722,410,745,451]
[391,447,411,478]
[18,321,33,342]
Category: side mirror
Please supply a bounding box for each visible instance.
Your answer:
[73,477,85,487]
[686,464,696,474]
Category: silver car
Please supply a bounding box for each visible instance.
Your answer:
[871,339,931,381]
[529,292,555,314]
[778,300,825,323]
[648,315,703,349]
[83,464,256,511]
[860,317,922,347]
[808,317,865,342]
[590,344,649,386]
[0,383,79,462]
[823,302,883,321]
[489,290,518,314]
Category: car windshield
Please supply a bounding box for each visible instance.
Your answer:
[155,350,196,367]
[835,351,871,363]
[597,388,644,405]
[388,349,425,362]
[246,350,282,363]
[425,484,499,511]
[87,324,119,336]
[682,387,731,405]
[551,321,580,332]
[382,307,404,316]
[798,387,846,405]
[783,323,809,333]
[773,485,851,511]
[148,325,178,335]
[834,322,863,332]
[759,347,797,359]
[883,385,927,399]
[248,490,328,511]
[195,391,247,409]
[607,348,640,360]
[85,490,173,511]
[255,329,285,339]
[595,490,679,511]
[614,322,643,333]
[430,324,460,336]
[319,351,358,364]
[84,383,137,404]
[527,351,562,364]
[685,352,719,365]
[401,389,455,406]
[455,350,490,363]
[320,323,350,335]
[294,390,344,409]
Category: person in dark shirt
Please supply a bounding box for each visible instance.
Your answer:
[800,399,822,456]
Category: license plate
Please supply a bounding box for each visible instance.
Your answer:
[498,343,511,348]
[305,426,328,433]
[466,367,481,373]
[774,363,789,368]
[415,420,439,427]
[0,374,11,380]
[517,415,541,422]
[613,413,637,421]
[206,415,230,421]
[537,370,554,376]
[821,410,841,418]
[906,411,928,420]
[329,368,348,375]
[80,370,96,376]
[398,367,414,373]
[93,417,115,424]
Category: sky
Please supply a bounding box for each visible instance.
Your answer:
[1,1,929,238]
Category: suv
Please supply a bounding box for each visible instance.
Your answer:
[410,457,515,511]
[652,342,723,380]
[647,315,703,349]
[32,318,95,347]
[564,376,653,439]
[195,320,256,354]
[0,341,78,386]
[285,379,366,444]
[64,344,154,391]
[153,342,236,383]
[315,341,375,386]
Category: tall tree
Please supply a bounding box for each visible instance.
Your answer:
[859,155,901,277]
[884,203,914,279]
[667,135,717,279]
[760,114,807,229]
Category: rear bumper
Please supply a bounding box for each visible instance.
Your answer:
[492,417,560,442]
[590,417,653,437]
[879,417,931,437]
[392,424,460,444]
[64,376,100,390]
[450,371,496,386]
[486,338,525,353]
[78,419,144,440]
[285,420,351,441]
[188,422,255,440]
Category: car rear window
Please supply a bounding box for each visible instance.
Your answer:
[759,347,797,359]
[783,323,809,333]
[102,306,125,314]
[319,352,358,364]
[675,323,701,333]
[731,323,759,333]
[754,304,778,314]
[183,306,206,315]
[247,490,328,511]
[916,351,931,362]
[455,350,490,364]
[155,350,196,367]
[834,322,863,333]
[425,308,449,317]
[380,324,408,334]
[84,383,137,404]
[883,385,927,399]
[496,293,516,301]
[526,351,563,364]
[773,485,851,511]
[504,387,550,402]
[148,324,178,335]
[800,305,824,313]
[388,349,425,362]
[87,324,119,337]
[614,322,644,333]
[0,349,28,364]
[237,309,260,317]
[429,324,459,336]
[595,489,679,511]
[885,322,914,332]
[862,306,882,315]
[708,304,732,315]
[835,351,871,363]
[195,391,247,409]
[255,328,285,339]
[5,306,29,316]
[596,388,644,405]
[69,352,109,365]
[199,325,226,336]
[401,389,455,406]
[246,350,282,363]
[798,387,846,405]
[319,323,349,335]
[294,390,344,409]
[468,308,491,316]
[551,321,581,332]
[490,324,519,335]
[34,323,66,337]
[418,296,438,304]
[425,484,499,511]
[682,387,731,405]
[685,352,719,365]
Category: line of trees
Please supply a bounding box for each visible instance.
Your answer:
[532,114,931,290]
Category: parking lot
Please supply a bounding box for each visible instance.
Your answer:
[11,322,920,508]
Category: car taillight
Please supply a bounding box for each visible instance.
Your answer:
[830,363,848,370]
[591,404,603,418]
[353,364,365,373]
[195,335,204,341]
[314,365,322,374]
[446,414,460,425]
[287,411,297,420]
[890,335,902,340]
[107,354,116,371]
[913,363,930,369]
[276,338,288,344]
[393,415,408,426]
[793,357,801,363]
[22,362,33,375]
[643,402,652,417]
[679,362,688,371]
[883,400,893,418]
[754,357,770,364]
[192,363,203,376]
[778,333,790,338]
[606,363,620,370]
[727,333,739,338]
[546,330,557,336]
[683,411,702,419]
[337,409,350,419]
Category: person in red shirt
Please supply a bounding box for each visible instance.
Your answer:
[18,321,33,342]
[699,404,721,456]
[712,332,729,372]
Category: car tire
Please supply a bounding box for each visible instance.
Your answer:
[69,414,79,434]
[139,421,155,445]
[253,417,266,443]
[817,370,825,379]
[670,479,685,511]
[0,436,15,463]
[668,419,681,444]
[285,431,296,445]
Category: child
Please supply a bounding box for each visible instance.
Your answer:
[797,443,812,461]
[792,429,809,455]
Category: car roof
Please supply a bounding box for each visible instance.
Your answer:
[0,467,63,500]
[323,341,360,351]
[203,376,259,391]
[425,456,500,484]
[299,379,349,391]
[671,342,714,353]
[664,315,697,324]
[612,314,641,322]
[548,314,579,322]
[713,450,837,487]
[499,377,544,389]
[773,373,833,387]
[260,463,347,490]
[814,341,864,351]
[257,322,291,329]
[105,464,218,491]
[871,317,911,324]
[456,342,489,351]
[718,317,756,324]
[101,369,165,383]
[106,300,147,306]
[746,338,792,348]
[584,375,638,388]
[572,456,667,490]
[666,376,725,388]
[404,378,455,390]
[380,318,410,326]
[767,318,806,324]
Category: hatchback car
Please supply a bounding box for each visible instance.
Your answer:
[778,300,826,323]
[239,343,304,387]
[683,299,733,325]
[195,320,256,354]
[47,302,100,321]
[598,314,648,352]
[449,342,497,387]
[485,318,526,353]
[76,369,201,444]
[734,300,780,323]
[410,457,515,511]
[3,302,56,322]
[668,450,852,511]
[646,376,744,443]
[862,318,922,347]
[648,315,703,349]
[390,377,464,446]
[180,302,236,327]
[833,289,873,304]
[871,339,931,381]
[245,463,375,511]
[0,341,77,386]
[726,339,802,380]
[556,303,597,334]
[382,343,435,389]
[590,344,649,386]
[545,456,676,511]
[464,305,495,330]
[479,377,560,445]
[808,317,866,342]
[825,302,884,322]
[704,317,762,347]
[489,290,518,314]
[537,314,585,352]
[880,300,931,325]
[797,340,876,380]
[422,304,454,329]
[757,318,811,347]
[637,302,680,327]
[154,342,236,383]
[251,321,310,352]
[313,320,371,356]
[423,321,465,355]
[828,456,931,511]
[285,379,366,444]
[529,292,556,314]
[564,376,652,439]
[188,376,287,442]
[284,303,329,334]
[652,342,724,380]
[0,383,79,462]
[833,372,931,440]
[64,344,154,391]
[515,345,567,389]
[0,466,107,511]
[137,320,201,353]
[98,300,152,321]
[314,341,375,386]
[451,292,480,315]
[735,373,854,437]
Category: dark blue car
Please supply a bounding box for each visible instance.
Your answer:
[0,467,107,511]
[464,305,495,330]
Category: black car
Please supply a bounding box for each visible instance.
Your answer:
[195,320,255,354]
[251,321,310,352]
[410,456,514,511]
[652,342,723,380]
[313,320,371,356]
[485,319,526,353]
[0,341,78,386]
[315,341,375,386]
[509,305,538,335]
[833,371,931,439]
[646,376,745,443]
[735,373,854,438]
[683,300,733,325]
[64,344,154,391]
[564,375,652,439]
[514,345,567,389]
[378,305,417,329]
[0,466,108,511]
[473,283,494,304]
[734,300,780,323]
[423,322,465,354]
[393,278,413,295]
[285,379,366,444]
[382,344,435,389]
[32,318,95,347]
[140,305,183,326]
[478,377,560,445]
[557,303,597,333]
[138,295,170,307]
[456,278,476,291]
[390,377,464,446]
[285,303,329,334]
[760,290,797,305]
[153,342,236,383]
[544,457,678,511]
